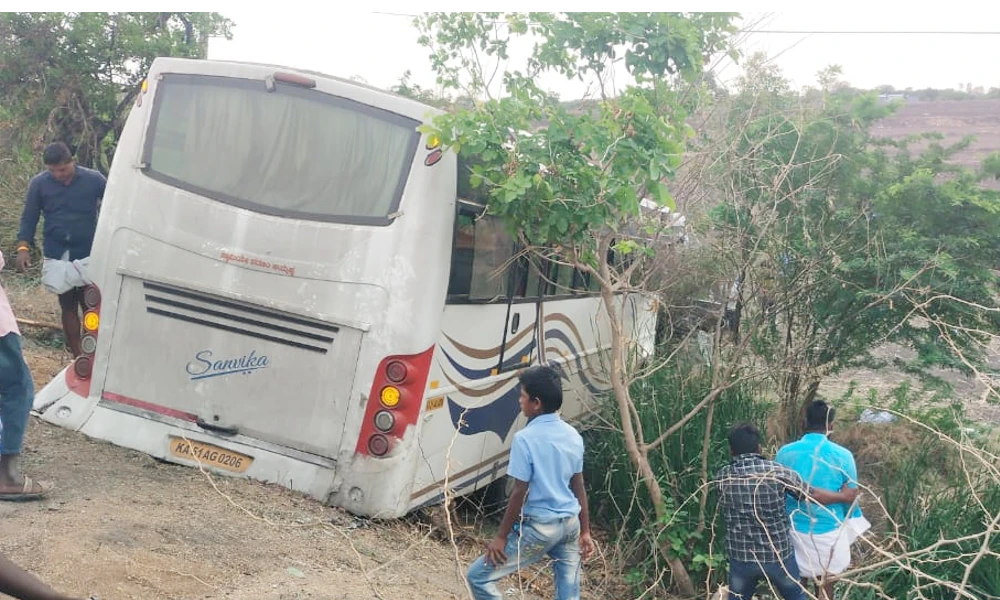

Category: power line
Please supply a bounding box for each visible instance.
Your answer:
[371,13,1000,35]
[744,30,1000,35]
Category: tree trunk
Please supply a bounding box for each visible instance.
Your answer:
[778,369,821,443]
[598,254,696,597]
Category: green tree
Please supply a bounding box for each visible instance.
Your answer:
[414,12,738,596]
[0,12,233,172]
[708,58,1000,440]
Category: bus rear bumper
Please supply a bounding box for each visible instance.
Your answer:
[83,405,337,497]
[33,375,340,505]
[32,365,96,431]
[330,450,418,519]
[31,368,417,518]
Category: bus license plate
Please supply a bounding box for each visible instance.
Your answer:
[168,437,253,474]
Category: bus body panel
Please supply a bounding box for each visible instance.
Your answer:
[407,292,657,511]
[30,56,659,519]
[33,57,456,516]
[408,303,535,508]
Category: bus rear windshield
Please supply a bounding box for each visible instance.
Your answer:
[142,73,421,224]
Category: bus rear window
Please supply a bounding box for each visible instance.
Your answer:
[142,73,421,224]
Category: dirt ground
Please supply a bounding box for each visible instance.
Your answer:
[818,339,1000,426]
[2,278,565,600]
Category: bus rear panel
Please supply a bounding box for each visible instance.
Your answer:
[32,57,455,517]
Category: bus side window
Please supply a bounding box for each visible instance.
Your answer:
[554,262,575,296]
[447,213,475,297]
[523,254,547,298]
[469,216,515,301]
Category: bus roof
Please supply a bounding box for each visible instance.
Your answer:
[150,57,443,119]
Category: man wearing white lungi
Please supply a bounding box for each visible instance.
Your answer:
[776,400,871,599]
[15,142,104,357]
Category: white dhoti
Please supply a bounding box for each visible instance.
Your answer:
[791,515,872,578]
[41,251,91,295]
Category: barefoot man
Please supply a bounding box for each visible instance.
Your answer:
[15,142,105,358]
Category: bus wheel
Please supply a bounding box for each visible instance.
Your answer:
[481,476,515,515]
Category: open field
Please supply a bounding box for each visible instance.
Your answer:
[875,98,1000,181]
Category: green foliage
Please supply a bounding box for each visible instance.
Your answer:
[583,366,768,592]
[0,12,233,172]
[388,70,464,110]
[713,58,1000,438]
[415,12,737,271]
[879,469,995,593]
[783,359,1000,598]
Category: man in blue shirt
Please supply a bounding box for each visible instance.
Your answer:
[16,142,106,358]
[775,400,870,600]
[466,365,595,600]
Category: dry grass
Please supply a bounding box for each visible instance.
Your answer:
[834,421,931,538]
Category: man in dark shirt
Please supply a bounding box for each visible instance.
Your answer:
[16,142,106,357]
[713,423,857,600]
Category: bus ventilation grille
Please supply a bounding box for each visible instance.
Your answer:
[142,281,338,354]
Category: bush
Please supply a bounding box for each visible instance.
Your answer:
[841,415,1000,598]
[583,363,770,594]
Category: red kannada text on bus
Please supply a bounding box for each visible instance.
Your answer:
[220,251,296,277]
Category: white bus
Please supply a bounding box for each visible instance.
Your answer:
[31,57,658,518]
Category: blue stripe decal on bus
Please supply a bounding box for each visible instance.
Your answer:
[446,385,521,441]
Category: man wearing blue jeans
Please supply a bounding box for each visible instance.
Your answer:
[714,424,856,600]
[0,250,47,500]
[466,365,595,600]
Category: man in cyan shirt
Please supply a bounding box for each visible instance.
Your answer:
[776,400,870,599]
[466,365,595,600]
[0,250,48,500]
[16,142,105,358]
[714,422,858,600]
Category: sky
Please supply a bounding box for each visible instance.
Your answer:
[201,4,1000,98]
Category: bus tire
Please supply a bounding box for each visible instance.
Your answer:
[481,475,515,514]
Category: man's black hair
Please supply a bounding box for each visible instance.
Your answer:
[805,400,836,432]
[728,422,761,456]
[42,142,72,166]
[518,365,562,413]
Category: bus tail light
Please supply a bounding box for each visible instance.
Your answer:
[356,346,435,458]
[385,360,407,383]
[73,356,93,379]
[367,434,390,456]
[83,285,101,308]
[373,410,395,432]
[72,283,103,380]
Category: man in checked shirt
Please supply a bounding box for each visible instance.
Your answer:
[714,423,858,600]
